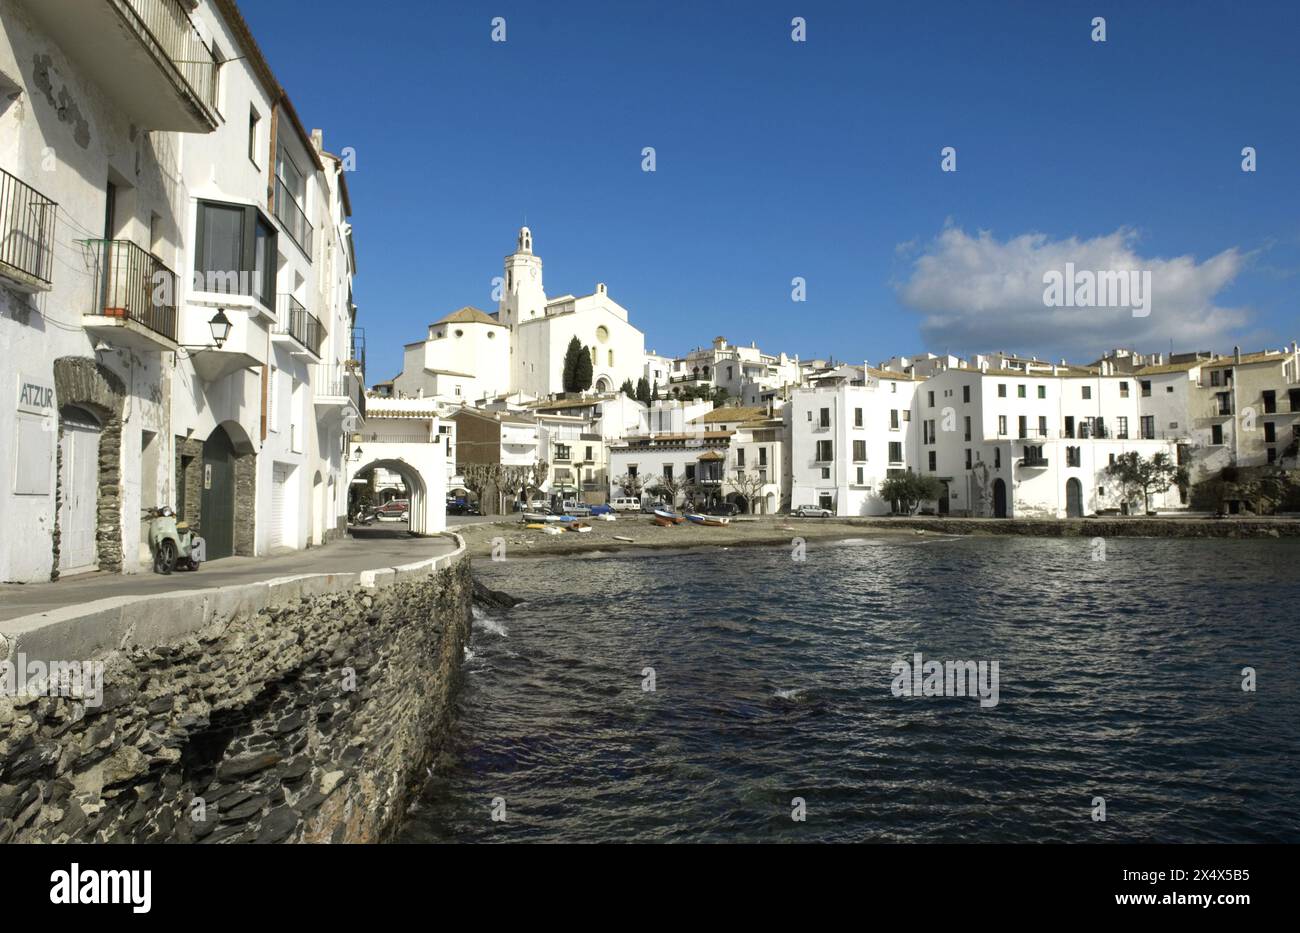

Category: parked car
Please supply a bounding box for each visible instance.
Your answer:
[641,499,668,513]
[611,497,642,512]
[375,499,410,521]
[561,500,592,517]
[705,502,740,517]
[447,501,482,516]
[590,504,613,516]
[793,504,832,518]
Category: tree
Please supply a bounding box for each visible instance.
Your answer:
[562,337,584,393]
[879,473,945,515]
[619,378,636,399]
[730,468,768,514]
[574,344,594,392]
[635,377,651,405]
[646,474,685,508]
[712,386,731,408]
[614,472,645,499]
[650,379,659,401]
[530,459,550,497]
[461,463,492,510]
[1105,451,1183,514]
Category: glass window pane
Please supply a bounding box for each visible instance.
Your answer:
[198,203,243,292]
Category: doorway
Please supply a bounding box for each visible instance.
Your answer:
[992,478,1008,518]
[201,426,237,559]
[58,405,102,572]
[1065,477,1083,518]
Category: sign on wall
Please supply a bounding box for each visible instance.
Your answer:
[13,372,55,496]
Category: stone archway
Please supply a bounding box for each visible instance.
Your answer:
[352,458,431,533]
[177,421,257,560]
[51,357,125,579]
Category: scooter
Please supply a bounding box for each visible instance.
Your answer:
[143,506,206,574]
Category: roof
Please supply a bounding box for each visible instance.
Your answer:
[1134,361,1200,376]
[433,306,504,327]
[526,395,615,411]
[450,406,536,427]
[697,450,726,461]
[690,406,767,424]
[424,368,476,378]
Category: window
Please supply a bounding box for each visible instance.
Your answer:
[890,409,899,430]
[556,444,571,461]
[1210,370,1222,387]
[852,440,867,461]
[994,448,1001,469]
[1116,416,1128,439]
[928,391,935,408]
[608,350,614,367]
[248,106,261,165]
[1067,446,1080,467]
[195,201,277,306]
[998,415,1007,436]
[856,466,864,484]
[888,442,902,463]
[1018,415,1027,438]
[1216,392,1232,416]
[1264,422,1276,442]
[737,448,746,468]
[1037,385,1046,399]
[997,384,1006,398]
[663,464,673,480]
[1211,424,1223,445]
[275,146,311,253]
[1064,416,1075,438]
[819,408,830,428]
[927,451,937,471]
[964,449,972,469]
[1141,380,1152,397]
[818,493,833,509]
[1290,389,1300,412]
[1017,384,1026,398]
[759,447,768,466]
[924,420,935,444]
[854,407,863,428]
[686,465,696,482]
[1038,415,1047,436]
[816,440,833,461]
[1120,381,1129,398]
[963,416,971,442]
[1268,447,1277,463]
[585,446,593,460]
[1140,415,1154,439]
[962,385,971,403]
[820,468,830,480]
[1082,386,1092,400]
[1262,390,1276,414]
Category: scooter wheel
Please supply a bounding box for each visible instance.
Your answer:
[189,559,201,571]
[157,539,177,575]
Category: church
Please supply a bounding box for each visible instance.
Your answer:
[392,227,646,402]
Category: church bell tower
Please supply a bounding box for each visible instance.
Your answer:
[499,226,546,328]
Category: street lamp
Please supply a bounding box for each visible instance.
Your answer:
[179,308,233,352]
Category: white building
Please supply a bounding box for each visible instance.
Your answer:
[0,0,360,582]
[786,368,922,515]
[393,306,510,403]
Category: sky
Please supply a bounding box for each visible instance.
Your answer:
[240,0,1300,383]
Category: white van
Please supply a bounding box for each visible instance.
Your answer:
[611,497,641,512]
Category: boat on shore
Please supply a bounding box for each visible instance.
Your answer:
[686,512,730,526]
[521,511,550,523]
[651,516,676,527]
[653,508,684,524]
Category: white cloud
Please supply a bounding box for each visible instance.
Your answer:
[894,226,1249,360]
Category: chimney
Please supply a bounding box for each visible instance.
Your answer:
[1234,345,1241,363]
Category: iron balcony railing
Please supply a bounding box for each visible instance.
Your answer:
[0,167,57,286]
[314,363,365,413]
[85,239,178,341]
[275,295,323,357]
[121,0,220,116]
[275,178,313,255]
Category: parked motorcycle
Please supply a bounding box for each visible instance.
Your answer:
[143,507,205,574]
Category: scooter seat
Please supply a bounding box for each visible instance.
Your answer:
[176,522,190,531]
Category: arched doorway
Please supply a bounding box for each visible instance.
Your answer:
[351,458,430,534]
[938,481,951,515]
[1065,477,1083,518]
[992,478,1008,518]
[58,404,102,573]
[594,376,611,392]
[201,427,238,559]
[311,471,325,546]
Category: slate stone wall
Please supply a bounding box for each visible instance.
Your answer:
[0,557,473,843]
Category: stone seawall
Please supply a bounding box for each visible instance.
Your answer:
[851,517,1300,538]
[0,540,471,843]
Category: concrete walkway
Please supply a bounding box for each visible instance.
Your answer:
[0,526,457,623]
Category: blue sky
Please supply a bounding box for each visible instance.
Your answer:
[242,0,1300,382]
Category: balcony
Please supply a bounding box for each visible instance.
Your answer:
[1019,455,1050,468]
[272,295,323,359]
[0,168,57,292]
[20,0,220,132]
[275,179,313,256]
[81,239,178,350]
[314,364,365,418]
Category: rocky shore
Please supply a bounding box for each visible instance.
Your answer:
[455,513,1300,560]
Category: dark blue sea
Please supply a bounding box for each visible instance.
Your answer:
[399,535,1300,842]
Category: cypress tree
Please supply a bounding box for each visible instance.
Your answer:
[562,336,583,393]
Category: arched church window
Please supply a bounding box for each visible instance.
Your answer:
[608,350,614,366]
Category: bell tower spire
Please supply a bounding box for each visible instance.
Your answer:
[500,225,545,328]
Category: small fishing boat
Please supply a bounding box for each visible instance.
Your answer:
[653,508,684,524]
[524,522,548,530]
[686,513,730,526]
[521,511,550,523]
[652,516,676,527]
[566,522,592,533]
[541,525,564,535]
